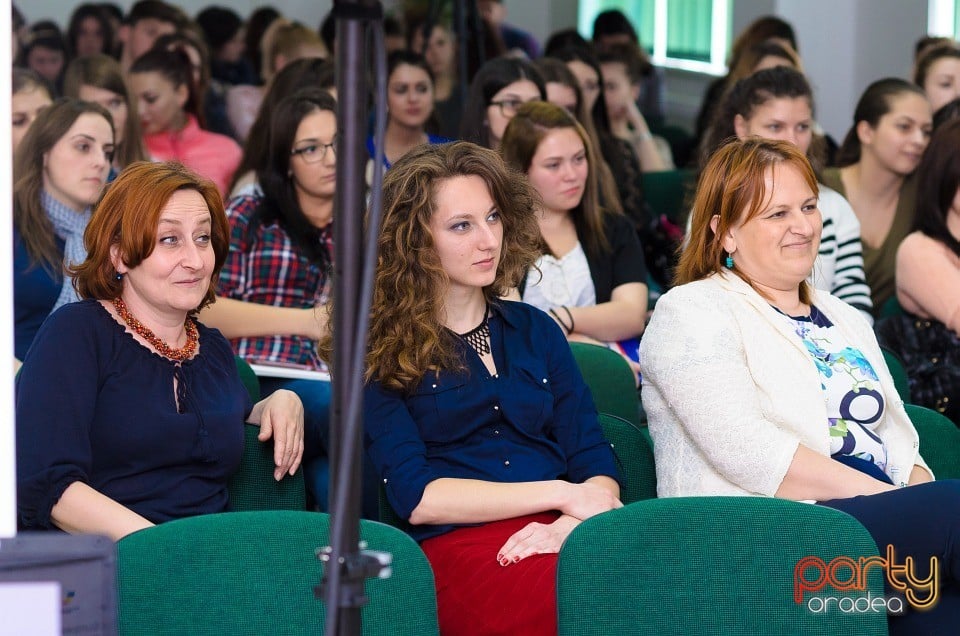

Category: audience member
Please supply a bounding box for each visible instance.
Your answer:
[914,42,960,113]
[368,50,448,171]
[641,137,960,636]
[694,15,798,147]
[460,57,545,148]
[878,118,960,422]
[11,68,55,155]
[16,161,304,541]
[823,79,932,315]
[591,9,665,127]
[229,57,335,196]
[66,4,115,59]
[700,66,873,320]
[195,5,257,87]
[21,21,69,94]
[63,54,149,175]
[129,46,242,194]
[202,89,336,510]
[410,21,462,139]
[332,141,621,635]
[117,0,187,73]
[501,101,647,372]
[597,43,671,170]
[13,98,114,364]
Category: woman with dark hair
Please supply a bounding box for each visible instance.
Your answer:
[459,56,546,149]
[66,4,115,59]
[642,137,960,635]
[11,68,54,155]
[129,45,242,194]
[700,66,873,320]
[13,98,114,364]
[597,43,671,171]
[877,118,960,422]
[327,141,620,635]
[914,43,960,113]
[367,50,448,170]
[16,161,303,541]
[63,54,148,174]
[201,88,336,510]
[195,5,257,87]
[501,101,647,371]
[228,56,335,196]
[21,21,69,94]
[410,21,462,139]
[152,29,236,139]
[694,15,798,147]
[591,8,665,128]
[822,79,932,314]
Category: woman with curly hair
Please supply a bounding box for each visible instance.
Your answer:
[347,141,621,635]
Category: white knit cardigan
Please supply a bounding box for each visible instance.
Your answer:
[640,271,927,499]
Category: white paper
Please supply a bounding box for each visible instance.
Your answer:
[0,582,62,636]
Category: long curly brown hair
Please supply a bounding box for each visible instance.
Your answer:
[321,141,541,393]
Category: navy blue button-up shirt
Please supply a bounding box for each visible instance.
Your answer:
[364,300,620,542]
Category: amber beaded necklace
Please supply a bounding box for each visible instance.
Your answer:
[113,297,199,362]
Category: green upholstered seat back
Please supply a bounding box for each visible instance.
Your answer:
[880,347,911,403]
[117,511,439,635]
[907,403,960,480]
[557,497,888,636]
[228,423,307,511]
[640,168,696,225]
[570,342,643,427]
[597,413,656,504]
[234,356,261,402]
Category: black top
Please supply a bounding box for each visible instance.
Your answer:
[582,212,649,303]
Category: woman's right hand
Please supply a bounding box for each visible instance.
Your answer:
[559,480,623,520]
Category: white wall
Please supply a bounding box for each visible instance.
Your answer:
[776,0,927,141]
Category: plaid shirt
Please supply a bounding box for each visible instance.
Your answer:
[218,194,332,371]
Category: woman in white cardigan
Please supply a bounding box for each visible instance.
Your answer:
[641,138,959,634]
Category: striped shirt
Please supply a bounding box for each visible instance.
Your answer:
[813,186,873,324]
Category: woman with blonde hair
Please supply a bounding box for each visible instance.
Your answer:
[335,141,621,635]
[63,53,148,174]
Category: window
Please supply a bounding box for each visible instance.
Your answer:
[926,0,959,37]
[578,0,732,75]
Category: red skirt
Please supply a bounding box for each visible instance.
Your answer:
[420,512,560,636]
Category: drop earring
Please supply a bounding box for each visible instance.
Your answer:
[724,253,734,268]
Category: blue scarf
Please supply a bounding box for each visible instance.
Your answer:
[42,190,91,311]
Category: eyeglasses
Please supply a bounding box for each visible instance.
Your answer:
[290,136,339,163]
[489,98,534,118]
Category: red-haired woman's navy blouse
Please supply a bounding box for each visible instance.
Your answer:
[16,300,250,529]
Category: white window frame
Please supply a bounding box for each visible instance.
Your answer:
[927,0,956,36]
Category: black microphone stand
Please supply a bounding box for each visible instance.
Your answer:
[316,1,389,635]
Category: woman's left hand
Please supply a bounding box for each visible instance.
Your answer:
[495,514,581,566]
[252,390,305,480]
